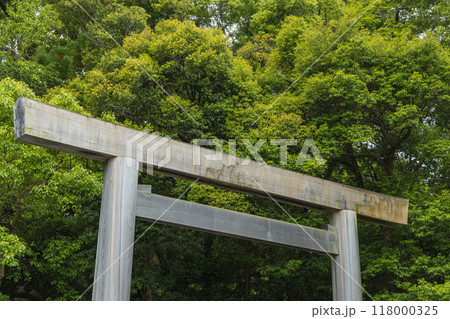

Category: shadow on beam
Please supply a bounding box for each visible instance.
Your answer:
[136,186,338,255]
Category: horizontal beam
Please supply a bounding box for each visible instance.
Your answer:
[136,187,338,254]
[14,97,409,225]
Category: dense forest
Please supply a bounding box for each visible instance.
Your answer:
[0,0,449,301]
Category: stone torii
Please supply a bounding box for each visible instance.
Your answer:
[13,97,409,301]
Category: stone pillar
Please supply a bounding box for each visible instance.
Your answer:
[331,210,362,301]
[92,157,138,301]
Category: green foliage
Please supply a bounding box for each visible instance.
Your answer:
[0,0,61,58]
[0,226,26,267]
[249,0,318,35]
[0,78,103,300]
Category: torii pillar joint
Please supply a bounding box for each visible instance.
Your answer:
[331,210,363,301]
[92,156,138,301]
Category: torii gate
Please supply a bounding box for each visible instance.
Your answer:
[13,97,409,301]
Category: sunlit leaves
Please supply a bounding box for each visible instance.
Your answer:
[0,226,26,267]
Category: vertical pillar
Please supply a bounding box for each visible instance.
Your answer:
[331,210,362,301]
[92,157,138,301]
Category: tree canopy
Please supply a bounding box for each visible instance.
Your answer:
[0,0,448,300]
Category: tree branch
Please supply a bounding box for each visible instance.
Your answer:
[1,46,21,60]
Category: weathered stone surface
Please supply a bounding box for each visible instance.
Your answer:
[92,157,138,301]
[331,210,362,301]
[136,187,339,254]
[14,97,409,225]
